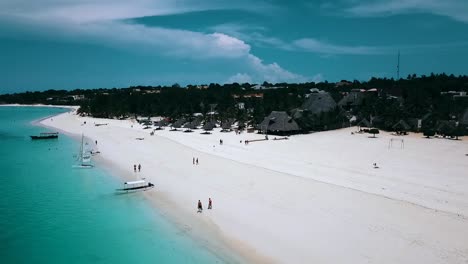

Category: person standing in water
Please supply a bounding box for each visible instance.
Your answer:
[138,164,141,172]
[196,158,199,165]
[197,200,203,213]
[208,198,212,209]
[133,164,136,172]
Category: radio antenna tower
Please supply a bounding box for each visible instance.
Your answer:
[396,50,400,80]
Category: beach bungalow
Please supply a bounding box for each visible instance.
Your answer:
[460,107,468,134]
[392,120,411,135]
[301,91,337,115]
[357,118,371,131]
[154,119,169,128]
[338,90,365,110]
[407,113,432,132]
[202,121,216,131]
[185,119,201,129]
[258,111,300,135]
[220,118,235,132]
[171,118,186,130]
[436,120,459,138]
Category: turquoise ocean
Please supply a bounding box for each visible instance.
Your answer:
[0,107,230,264]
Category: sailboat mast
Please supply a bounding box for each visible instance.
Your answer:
[80,134,84,161]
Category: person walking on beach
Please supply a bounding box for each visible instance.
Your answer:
[193,157,195,165]
[208,198,212,209]
[196,158,199,165]
[138,164,141,172]
[197,200,203,213]
[134,164,137,172]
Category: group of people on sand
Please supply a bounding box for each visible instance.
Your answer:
[133,164,142,172]
[192,157,199,165]
[197,198,212,212]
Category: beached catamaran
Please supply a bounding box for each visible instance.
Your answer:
[73,134,94,168]
[116,179,155,193]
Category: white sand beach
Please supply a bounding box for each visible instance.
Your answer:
[41,110,468,264]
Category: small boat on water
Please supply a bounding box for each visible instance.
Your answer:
[116,180,155,193]
[30,132,59,140]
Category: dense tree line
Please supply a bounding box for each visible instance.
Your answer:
[1,73,467,134]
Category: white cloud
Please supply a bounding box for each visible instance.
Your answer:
[210,23,382,55]
[293,38,383,55]
[227,73,253,84]
[210,23,293,50]
[343,0,468,23]
[311,73,324,83]
[91,23,252,59]
[0,0,267,23]
[0,0,307,85]
[226,55,310,84]
[245,55,306,83]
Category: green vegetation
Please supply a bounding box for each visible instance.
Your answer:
[1,73,468,135]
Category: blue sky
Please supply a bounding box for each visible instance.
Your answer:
[1,0,468,93]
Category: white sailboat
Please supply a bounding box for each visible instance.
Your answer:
[73,134,94,168]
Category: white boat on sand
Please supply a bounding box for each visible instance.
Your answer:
[116,180,155,193]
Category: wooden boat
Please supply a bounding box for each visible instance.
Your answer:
[116,180,155,193]
[30,132,59,140]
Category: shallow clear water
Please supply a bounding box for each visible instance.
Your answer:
[0,107,228,264]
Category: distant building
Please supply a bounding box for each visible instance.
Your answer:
[72,95,85,100]
[252,84,265,90]
[335,80,352,87]
[144,90,161,94]
[251,84,286,90]
[232,93,263,99]
[441,91,467,96]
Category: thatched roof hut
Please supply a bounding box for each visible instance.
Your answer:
[357,118,371,128]
[258,111,300,135]
[172,118,186,128]
[436,120,461,137]
[221,118,235,131]
[184,119,201,130]
[301,92,337,115]
[202,121,216,131]
[154,119,169,127]
[392,120,411,133]
[461,107,468,125]
[338,91,365,108]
